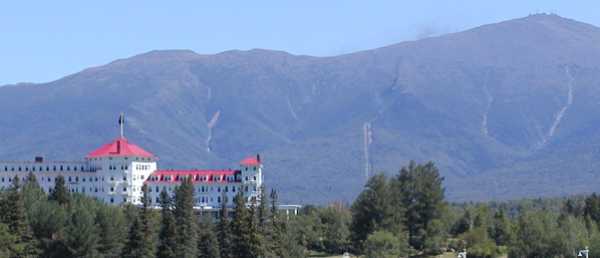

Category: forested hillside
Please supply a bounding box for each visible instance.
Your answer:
[2,161,600,257]
[3,14,600,203]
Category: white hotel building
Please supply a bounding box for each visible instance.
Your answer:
[0,132,263,210]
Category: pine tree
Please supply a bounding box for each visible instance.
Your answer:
[350,173,399,253]
[23,172,46,212]
[3,176,38,257]
[270,189,284,257]
[393,161,446,251]
[0,223,17,258]
[122,185,155,258]
[258,186,269,230]
[257,186,272,255]
[122,216,145,258]
[491,209,513,246]
[247,197,264,257]
[217,192,233,258]
[157,189,177,258]
[174,177,198,258]
[140,184,156,257]
[64,203,100,258]
[197,215,221,258]
[231,192,251,258]
[48,175,70,205]
[97,206,126,258]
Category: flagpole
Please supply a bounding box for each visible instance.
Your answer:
[120,113,124,138]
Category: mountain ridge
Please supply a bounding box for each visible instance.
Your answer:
[2,14,600,203]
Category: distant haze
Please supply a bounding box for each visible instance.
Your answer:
[1,1,600,85]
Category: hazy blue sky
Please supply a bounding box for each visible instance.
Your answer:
[1,1,599,85]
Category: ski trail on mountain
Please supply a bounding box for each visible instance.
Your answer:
[481,75,494,138]
[540,66,575,147]
[287,97,299,121]
[363,63,400,180]
[363,122,373,180]
[206,110,220,152]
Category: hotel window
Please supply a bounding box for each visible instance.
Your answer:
[110,198,114,203]
[123,187,127,192]
[110,187,114,192]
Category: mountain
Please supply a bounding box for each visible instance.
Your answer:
[3,14,600,204]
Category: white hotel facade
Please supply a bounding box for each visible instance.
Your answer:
[0,131,263,210]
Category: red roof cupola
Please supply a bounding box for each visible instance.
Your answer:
[240,154,261,166]
[87,137,154,159]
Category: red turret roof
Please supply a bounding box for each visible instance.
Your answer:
[87,137,154,158]
[240,155,261,166]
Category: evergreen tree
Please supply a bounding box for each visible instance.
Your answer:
[157,189,177,258]
[48,175,70,205]
[217,192,233,258]
[0,223,17,258]
[257,186,270,233]
[122,216,146,258]
[197,216,221,258]
[451,209,472,236]
[490,210,512,246]
[350,174,399,253]
[23,172,45,209]
[393,161,446,251]
[320,207,351,254]
[174,177,198,258]
[64,203,100,258]
[97,206,126,258]
[122,185,155,258]
[3,176,38,257]
[584,194,600,223]
[247,197,265,257]
[269,189,285,257]
[231,192,253,258]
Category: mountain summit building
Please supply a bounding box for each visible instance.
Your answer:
[0,116,263,211]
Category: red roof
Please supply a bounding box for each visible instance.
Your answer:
[147,170,239,184]
[240,155,261,166]
[87,137,154,158]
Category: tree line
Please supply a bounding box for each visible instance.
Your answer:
[2,162,600,257]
